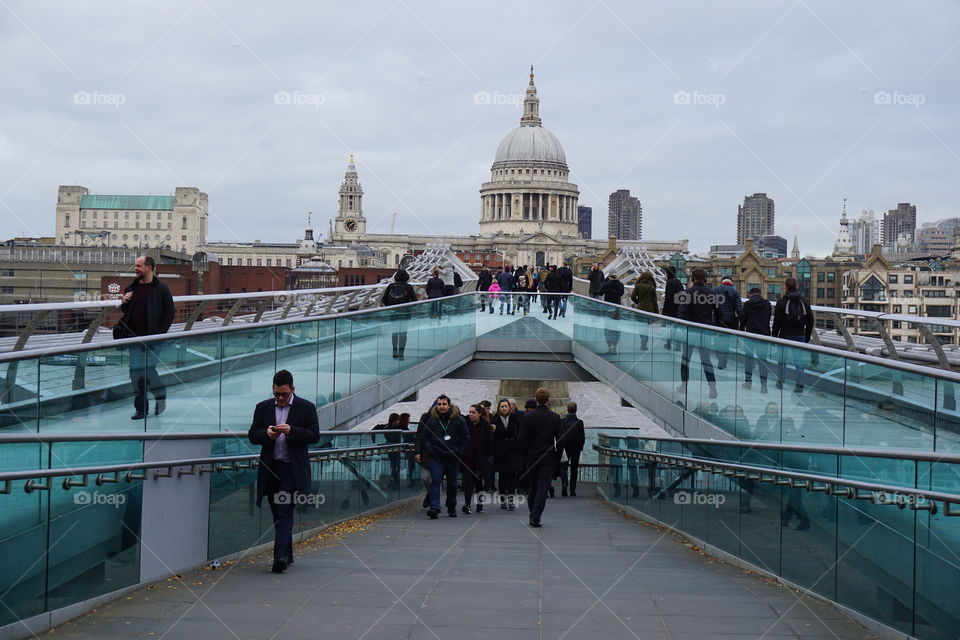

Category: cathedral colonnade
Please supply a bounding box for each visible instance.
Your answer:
[482,193,578,223]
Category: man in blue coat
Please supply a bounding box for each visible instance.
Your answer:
[249,370,320,573]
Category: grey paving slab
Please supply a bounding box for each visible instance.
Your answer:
[49,492,877,640]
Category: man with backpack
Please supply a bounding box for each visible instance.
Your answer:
[713,277,742,369]
[381,269,418,359]
[772,277,815,393]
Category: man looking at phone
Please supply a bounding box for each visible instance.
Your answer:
[249,370,320,573]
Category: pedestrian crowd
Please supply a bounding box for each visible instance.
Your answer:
[476,263,573,319]
[367,388,586,528]
[586,263,815,399]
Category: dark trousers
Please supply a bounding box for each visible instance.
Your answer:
[406,454,418,484]
[427,456,460,512]
[386,452,401,487]
[462,461,483,507]
[716,319,738,367]
[498,467,519,497]
[562,452,581,493]
[680,344,716,383]
[129,343,165,413]
[744,340,770,383]
[526,462,555,523]
[391,332,407,356]
[265,461,295,562]
[778,335,807,387]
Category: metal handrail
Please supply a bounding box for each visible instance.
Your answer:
[0,443,412,493]
[574,294,960,383]
[0,429,408,444]
[0,291,480,362]
[593,444,960,515]
[595,434,960,464]
[5,290,960,384]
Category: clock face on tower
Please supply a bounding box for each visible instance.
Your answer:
[344,218,357,232]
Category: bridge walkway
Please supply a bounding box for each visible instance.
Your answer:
[49,493,874,640]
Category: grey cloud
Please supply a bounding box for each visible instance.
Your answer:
[0,0,957,256]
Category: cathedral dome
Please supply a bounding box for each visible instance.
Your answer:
[494,126,567,167]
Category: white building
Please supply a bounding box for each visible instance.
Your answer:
[55,186,208,254]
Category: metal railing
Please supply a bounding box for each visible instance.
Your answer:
[593,443,960,515]
[0,242,479,353]
[0,429,412,495]
[574,274,960,369]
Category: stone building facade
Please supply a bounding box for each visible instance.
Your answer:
[55,186,208,254]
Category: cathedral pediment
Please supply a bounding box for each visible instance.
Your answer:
[519,231,560,244]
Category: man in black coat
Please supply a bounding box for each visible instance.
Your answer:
[477,266,493,312]
[740,287,772,392]
[556,263,574,317]
[518,387,561,527]
[662,266,684,350]
[587,263,605,299]
[677,267,720,399]
[772,277,815,393]
[248,370,321,573]
[544,265,564,319]
[117,255,175,420]
[557,402,586,497]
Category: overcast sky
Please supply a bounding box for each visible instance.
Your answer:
[1,1,957,256]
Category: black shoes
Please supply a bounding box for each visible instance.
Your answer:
[529,518,541,528]
[447,510,457,518]
[131,412,146,420]
[548,486,555,498]
[500,502,508,510]
[461,505,471,515]
[155,399,166,415]
[561,487,568,497]
[570,490,577,497]
[271,559,287,574]
[422,495,430,508]
[476,503,483,513]
[427,508,439,519]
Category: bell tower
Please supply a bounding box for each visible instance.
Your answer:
[333,155,366,240]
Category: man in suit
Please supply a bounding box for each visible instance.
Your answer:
[518,387,561,528]
[557,402,586,497]
[248,370,320,573]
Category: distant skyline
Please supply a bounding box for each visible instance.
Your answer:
[1,1,957,257]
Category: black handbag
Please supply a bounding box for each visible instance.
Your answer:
[112,320,131,340]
